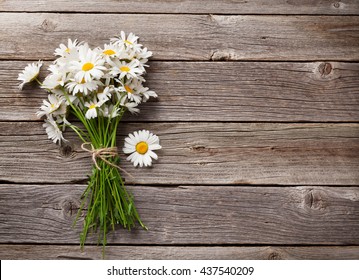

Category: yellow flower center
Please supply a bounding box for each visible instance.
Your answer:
[50,103,55,109]
[136,141,148,155]
[65,48,70,53]
[82,62,94,71]
[120,66,130,72]
[124,85,133,93]
[89,104,96,109]
[125,40,133,45]
[103,49,116,55]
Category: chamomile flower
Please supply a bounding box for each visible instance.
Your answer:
[41,65,67,90]
[109,59,143,79]
[122,101,140,114]
[54,39,79,57]
[123,130,161,167]
[137,47,153,65]
[111,31,142,52]
[17,61,42,89]
[100,43,123,60]
[117,81,142,104]
[71,47,106,82]
[84,99,104,119]
[96,86,112,101]
[37,94,66,118]
[66,79,102,96]
[100,104,120,118]
[43,116,65,144]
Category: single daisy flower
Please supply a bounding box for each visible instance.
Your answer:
[136,47,153,65]
[84,98,104,119]
[97,86,112,102]
[121,100,140,114]
[41,65,68,90]
[17,61,43,89]
[123,130,161,167]
[66,78,102,96]
[111,31,142,52]
[36,94,66,118]
[100,43,124,60]
[71,47,106,83]
[54,39,79,57]
[43,116,65,144]
[109,59,143,80]
[54,39,81,66]
[117,81,142,104]
[100,104,120,118]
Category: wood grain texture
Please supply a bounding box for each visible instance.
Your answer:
[0,122,358,185]
[1,13,359,61]
[0,184,358,244]
[1,245,359,260]
[1,0,358,14]
[4,61,359,122]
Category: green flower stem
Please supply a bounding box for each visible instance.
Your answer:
[67,108,146,257]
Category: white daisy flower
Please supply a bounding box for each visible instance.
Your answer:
[17,60,43,89]
[54,39,80,66]
[117,81,142,104]
[111,31,142,52]
[136,47,153,65]
[43,116,65,144]
[140,87,157,102]
[109,59,143,80]
[122,101,140,114]
[100,43,124,60]
[96,86,112,101]
[119,78,157,103]
[71,47,106,82]
[100,104,120,118]
[36,94,66,118]
[123,130,161,167]
[41,65,67,90]
[84,99,104,119]
[66,79,102,96]
[54,39,79,57]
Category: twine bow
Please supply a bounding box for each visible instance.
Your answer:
[81,142,133,178]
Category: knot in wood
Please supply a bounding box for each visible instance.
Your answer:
[41,18,56,32]
[318,62,332,76]
[268,252,282,260]
[333,2,341,9]
[59,143,73,157]
[304,189,327,210]
[62,199,80,218]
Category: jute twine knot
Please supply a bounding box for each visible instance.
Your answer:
[81,142,133,178]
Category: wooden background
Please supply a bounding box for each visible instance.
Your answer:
[0,0,359,260]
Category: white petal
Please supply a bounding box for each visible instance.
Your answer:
[147,150,158,160]
[149,144,162,151]
[123,146,135,154]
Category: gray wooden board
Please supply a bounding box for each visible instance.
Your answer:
[1,0,358,14]
[0,122,358,185]
[0,184,358,244]
[3,61,359,122]
[1,14,359,61]
[0,245,359,260]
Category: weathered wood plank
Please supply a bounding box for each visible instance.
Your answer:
[0,122,358,185]
[1,13,358,61]
[1,0,358,14]
[0,185,358,244]
[1,245,359,260]
[3,61,359,122]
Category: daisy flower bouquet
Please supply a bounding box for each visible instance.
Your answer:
[18,32,161,250]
